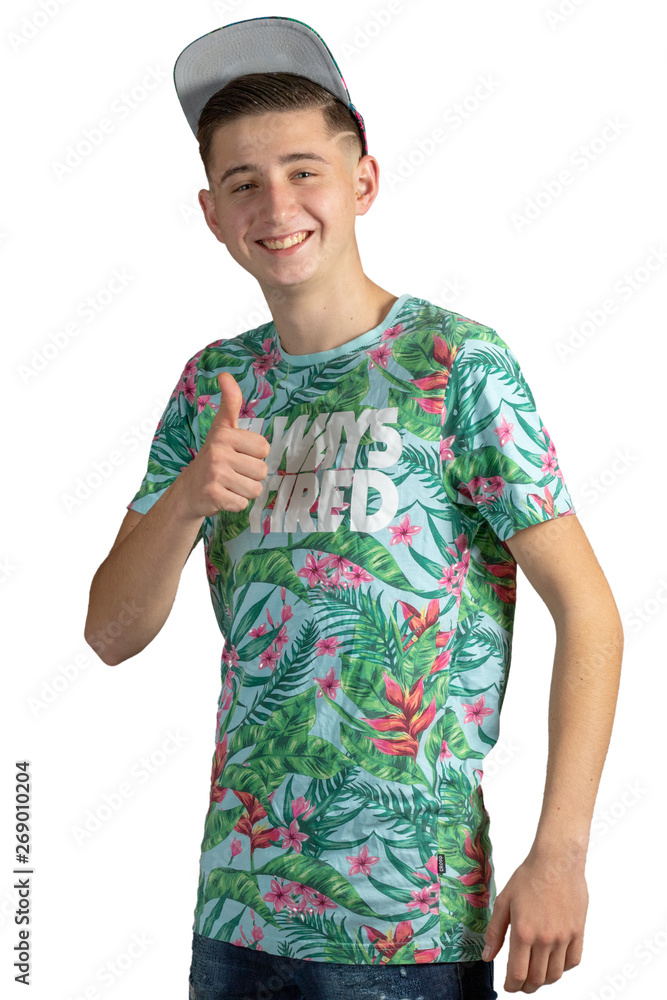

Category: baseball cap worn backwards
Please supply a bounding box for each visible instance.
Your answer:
[172,16,368,157]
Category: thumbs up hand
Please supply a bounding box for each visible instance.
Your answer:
[178,371,271,518]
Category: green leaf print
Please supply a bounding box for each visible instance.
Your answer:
[234,548,314,604]
[430,708,484,762]
[216,761,275,804]
[387,384,441,442]
[201,803,245,853]
[204,867,279,928]
[252,853,387,920]
[423,708,481,776]
[339,723,430,787]
[402,623,439,691]
[244,733,350,781]
[288,528,416,591]
[262,688,317,738]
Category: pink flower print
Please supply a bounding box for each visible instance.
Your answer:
[314,666,341,699]
[315,636,340,656]
[251,925,264,941]
[249,623,268,638]
[205,553,220,583]
[528,483,556,517]
[239,396,258,419]
[540,447,559,476]
[263,879,298,912]
[346,844,380,876]
[326,554,352,586]
[273,625,289,654]
[230,838,242,857]
[494,414,514,446]
[276,819,309,853]
[439,739,452,761]
[252,339,281,378]
[308,892,337,915]
[222,644,240,669]
[457,474,505,508]
[425,855,439,877]
[258,645,280,671]
[342,564,374,589]
[406,884,439,915]
[438,563,463,595]
[388,513,422,547]
[381,322,404,342]
[440,434,455,461]
[182,373,197,404]
[291,796,316,822]
[367,343,392,369]
[197,395,212,414]
[297,552,330,587]
[462,695,494,727]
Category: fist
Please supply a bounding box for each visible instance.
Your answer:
[179,371,271,518]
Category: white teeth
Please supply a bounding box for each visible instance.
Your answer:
[259,231,309,250]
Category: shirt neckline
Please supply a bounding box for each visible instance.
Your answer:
[272,293,412,368]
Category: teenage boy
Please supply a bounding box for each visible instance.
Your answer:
[84,16,623,999]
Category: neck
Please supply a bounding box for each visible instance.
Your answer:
[261,268,399,357]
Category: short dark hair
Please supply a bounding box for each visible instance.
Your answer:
[197,72,365,184]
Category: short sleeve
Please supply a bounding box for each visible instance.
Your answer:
[440,333,576,541]
[126,354,199,515]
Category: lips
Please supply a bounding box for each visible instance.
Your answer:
[255,230,314,253]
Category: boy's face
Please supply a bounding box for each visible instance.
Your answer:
[198,107,378,298]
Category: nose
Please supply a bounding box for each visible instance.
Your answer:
[256,178,302,229]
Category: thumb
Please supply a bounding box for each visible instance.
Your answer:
[214,371,243,430]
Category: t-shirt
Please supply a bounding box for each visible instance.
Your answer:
[127,293,576,964]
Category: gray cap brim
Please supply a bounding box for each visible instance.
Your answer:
[173,16,352,138]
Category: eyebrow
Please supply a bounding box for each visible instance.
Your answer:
[217,152,331,187]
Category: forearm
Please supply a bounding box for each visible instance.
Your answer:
[530,604,624,863]
[84,472,204,666]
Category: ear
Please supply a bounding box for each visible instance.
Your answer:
[354,155,381,214]
[198,188,226,244]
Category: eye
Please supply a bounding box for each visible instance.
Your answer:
[232,171,314,193]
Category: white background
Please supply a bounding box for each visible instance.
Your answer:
[2,0,665,997]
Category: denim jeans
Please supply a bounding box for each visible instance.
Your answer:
[188,931,498,1000]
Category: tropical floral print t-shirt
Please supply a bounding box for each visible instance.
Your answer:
[127,293,576,964]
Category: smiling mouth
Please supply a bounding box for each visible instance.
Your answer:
[256,230,313,251]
